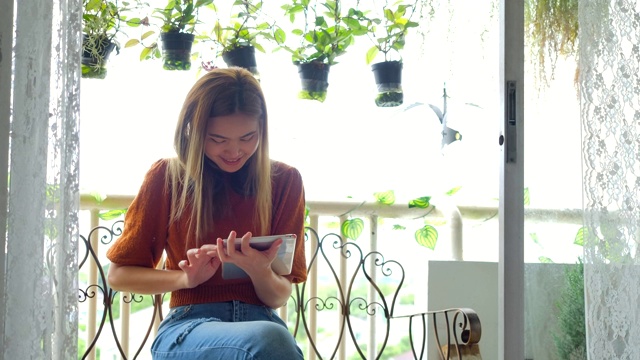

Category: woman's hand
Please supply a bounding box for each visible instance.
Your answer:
[214,231,282,277]
[210,231,292,308]
[107,249,220,295]
[178,247,222,289]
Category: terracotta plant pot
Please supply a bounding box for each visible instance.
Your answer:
[222,45,260,79]
[160,32,195,71]
[371,60,403,107]
[297,61,331,102]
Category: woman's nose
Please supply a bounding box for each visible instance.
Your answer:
[224,142,241,156]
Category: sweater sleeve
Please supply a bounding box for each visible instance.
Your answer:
[271,163,307,284]
[105,159,170,268]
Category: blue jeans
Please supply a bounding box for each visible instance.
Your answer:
[151,301,304,360]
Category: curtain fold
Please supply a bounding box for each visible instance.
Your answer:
[2,0,81,359]
[580,0,640,358]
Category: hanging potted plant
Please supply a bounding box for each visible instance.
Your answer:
[82,0,126,79]
[358,0,419,107]
[524,0,581,89]
[156,0,213,70]
[202,0,283,78]
[125,0,213,70]
[280,0,366,102]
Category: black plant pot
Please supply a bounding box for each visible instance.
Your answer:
[81,34,117,79]
[222,45,260,79]
[371,60,404,107]
[297,61,331,102]
[160,32,195,71]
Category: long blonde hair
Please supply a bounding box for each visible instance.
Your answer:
[166,67,271,245]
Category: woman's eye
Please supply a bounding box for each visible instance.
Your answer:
[210,138,225,144]
[241,135,254,142]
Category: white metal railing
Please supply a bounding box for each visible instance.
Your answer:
[78,194,582,359]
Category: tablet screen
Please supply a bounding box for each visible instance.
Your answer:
[221,234,297,280]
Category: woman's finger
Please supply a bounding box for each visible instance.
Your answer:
[216,238,229,261]
[239,232,253,253]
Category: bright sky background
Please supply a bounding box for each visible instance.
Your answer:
[80,0,506,205]
[79,0,583,209]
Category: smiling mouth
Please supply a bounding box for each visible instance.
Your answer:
[222,157,242,165]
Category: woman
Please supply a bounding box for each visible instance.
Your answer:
[106,67,307,359]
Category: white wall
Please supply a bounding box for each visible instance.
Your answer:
[426,260,499,360]
[425,261,577,360]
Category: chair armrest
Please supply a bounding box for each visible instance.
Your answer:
[393,308,482,359]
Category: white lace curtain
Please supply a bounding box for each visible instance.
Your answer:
[1,0,81,359]
[580,0,640,358]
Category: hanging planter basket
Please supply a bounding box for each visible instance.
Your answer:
[160,32,195,71]
[222,45,260,79]
[81,34,118,79]
[371,60,404,107]
[297,61,331,102]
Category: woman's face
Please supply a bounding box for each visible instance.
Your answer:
[204,112,260,173]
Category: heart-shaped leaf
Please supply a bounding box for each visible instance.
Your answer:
[99,209,127,221]
[90,192,105,203]
[415,225,438,250]
[341,218,364,240]
[574,227,587,246]
[374,190,395,205]
[408,196,431,209]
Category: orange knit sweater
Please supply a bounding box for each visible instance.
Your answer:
[106,158,307,308]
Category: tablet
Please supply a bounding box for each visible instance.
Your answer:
[221,234,297,280]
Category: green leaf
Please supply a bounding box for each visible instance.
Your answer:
[524,187,530,205]
[384,8,394,22]
[253,43,266,53]
[89,192,105,203]
[415,225,438,250]
[366,46,378,65]
[341,17,360,30]
[304,206,310,227]
[445,186,462,196]
[538,256,554,263]
[392,224,406,230]
[274,28,286,44]
[125,39,140,48]
[140,46,152,61]
[98,209,127,221]
[574,227,587,246]
[530,232,540,245]
[86,0,102,12]
[195,0,212,7]
[406,21,419,28]
[408,196,431,209]
[46,184,60,203]
[126,18,143,28]
[141,30,156,40]
[341,218,364,240]
[374,190,395,205]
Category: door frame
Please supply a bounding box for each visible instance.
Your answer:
[499,0,525,359]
